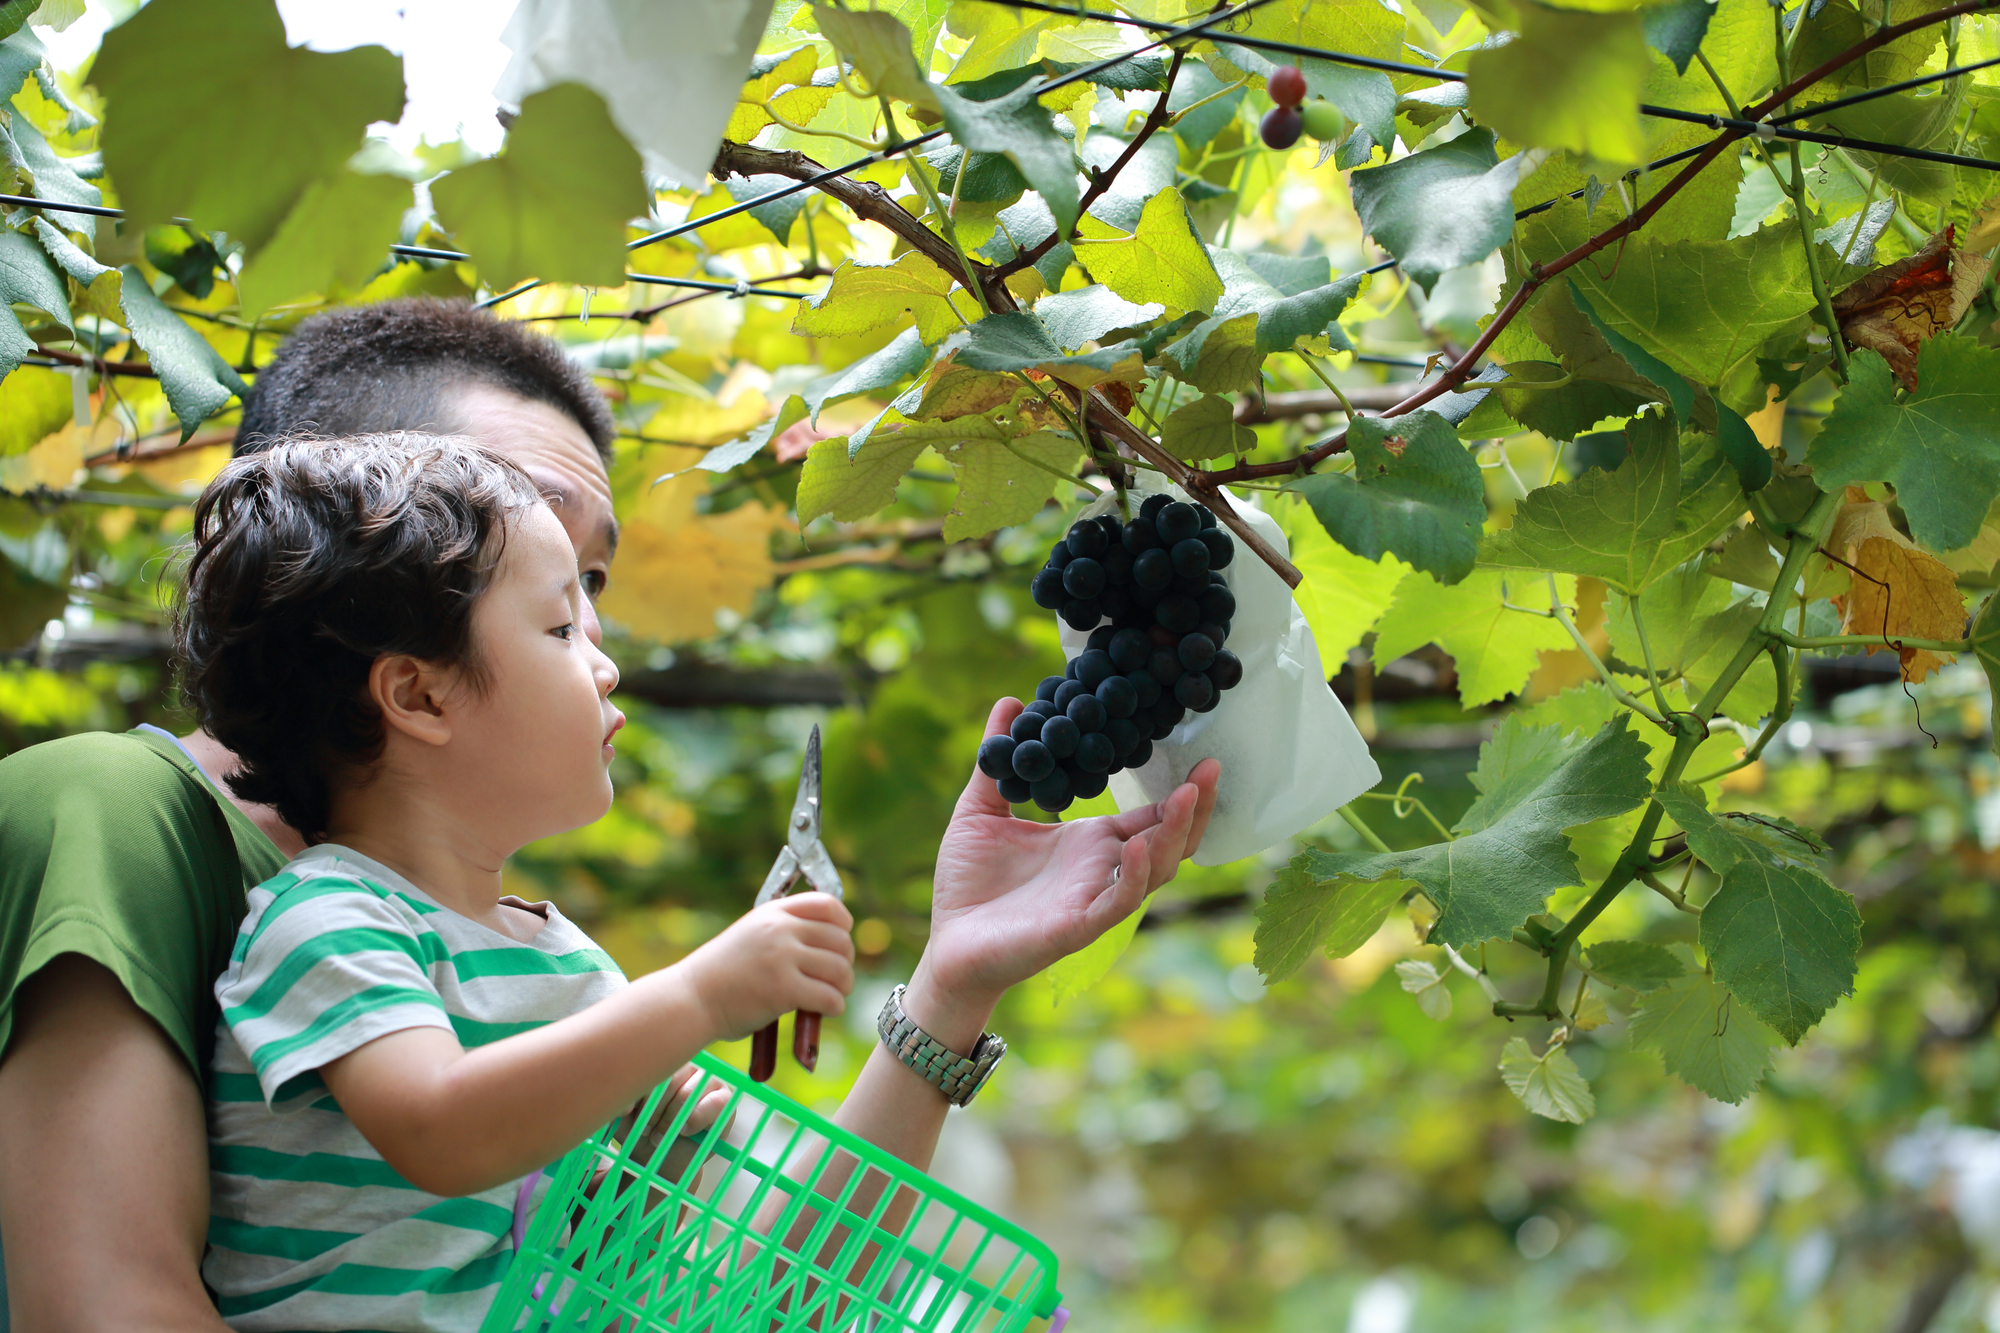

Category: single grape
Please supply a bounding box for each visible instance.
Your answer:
[1031,769,1073,813]
[1101,545,1135,586]
[1193,691,1221,713]
[1156,501,1200,544]
[1197,620,1230,647]
[1063,557,1106,599]
[1126,737,1154,769]
[1060,598,1101,631]
[1096,514,1123,545]
[1199,590,1235,629]
[1122,518,1160,553]
[997,774,1032,804]
[1151,700,1186,732]
[1128,710,1157,742]
[1178,632,1217,673]
[1171,537,1211,579]
[1109,627,1152,673]
[1009,710,1045,744]
[1149,647,1184,687]
[1040,713,1080,759]
[1267,64,1307,106]
[1301,98,1341,141]
[1054,678,1087,711]
[1139,493,1172,522]
[1196,506,1217,531]
[1031,567,1066,609]
[1105,717,1139,757]
[1132,583,1167,610]
[1035,675,1064,702]
[1074,732,1115,774]
[1200,528,1234,569]
[1067,693,1108,734]
[1065,656,1080,680]
[1096,674,1138,718]
[1127,670,1162,708]
[1047,540,1073,569]
[1261,104,1303,150]
[1133,547,1174,591]
[1012,739,1055,782]
[1087,625,1116,652]
[1156,594,1200,634]
[1071,769,1109,800]
[977,734,1018,779]
[1066,520,1109,558]
[1076,648,1117,691]
[1210,648,1244,692]
[1175,671,1214,710]
[1148,623,1178,649]
[1100,586,1135,619]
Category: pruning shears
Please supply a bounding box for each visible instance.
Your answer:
[749,724,844,1081]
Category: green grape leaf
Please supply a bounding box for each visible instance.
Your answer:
[1160,311,1261,393]
[692,395,809,476]
[1252,857,1408,983]
[0,308,34,381]
[1373,568,1578,708]
[1583,940,1688,992]
[1253,275,1362,355]
[10,114,104,243]
[1032,284,1162,350]
[431,83,647,290]
[793,252,966,344]
[1071,187,1223,313]
[1630,972,1776,1103]
[954,310,1144,387]
[1606,565,1779,721]
[1457,716,1583,835]
[1397,960,1452,1021]
[32,219,112,286]
[1654,782,1828,876]
[1467,4,1650,167]
[0,0,38,43]
[802,326,931,427]
[1273,493,1411,675]
[1975,591,2000,759]
[0,365,70,455]
[1348,129,1521,296]
[1287,409,1485,585]
[1161,394,1253,462]
[940,429,1080,541]
[1500,1038,1595,1123]
[94,0,404,251]
[1304,717,1653,947]
[724,174,812,246]
[1804,337,2000,553]
[235,171,411,317]
[1567,282,1694,426]
[797,431,931,524]
[1479,412,1743,593]
[1700,859,1860,1044]
[1643,0,1717,74]
[910,362,1020,421]
[118,266,248,439]
[0,230,70,332]
[813,5,938,110]
[1046,896,1145,1005]
[935,80,1080,234]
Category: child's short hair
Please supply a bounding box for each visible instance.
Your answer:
[176,434,545,841]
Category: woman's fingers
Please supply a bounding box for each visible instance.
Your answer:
[1181,758,1221,854]
[1142,780,1200,892]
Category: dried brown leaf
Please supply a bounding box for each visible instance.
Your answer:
[1831,227,1988,391]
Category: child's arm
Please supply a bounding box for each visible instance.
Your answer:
[318,892,853,1197]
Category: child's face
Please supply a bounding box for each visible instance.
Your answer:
[448,502,624,847]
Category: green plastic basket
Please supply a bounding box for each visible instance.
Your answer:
[483,1050,1066,1333]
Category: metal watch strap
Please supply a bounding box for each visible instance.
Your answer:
[876,984,1006,1107]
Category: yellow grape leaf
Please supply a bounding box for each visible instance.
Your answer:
[1833,534,1968,683]
[0,367,73,457]
[1373,568,1578,707]
[792,251,964,343]
[796,432,930,524]
[598,499,789,644]
[940,430,1080,541]
[1273,492,1410,675]
[726,47,822,142]
[1071,188,1223,313]
[1159,394,1254,461]
[814,6,938,109]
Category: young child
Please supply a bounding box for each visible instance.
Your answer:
[178,436,855,1331]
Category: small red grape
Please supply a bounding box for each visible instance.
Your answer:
[1260,104,1304,150]
[1267,64,1307,107]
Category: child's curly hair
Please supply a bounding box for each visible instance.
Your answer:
[175,434,545,842]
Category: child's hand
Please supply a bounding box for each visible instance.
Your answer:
[682,894,854,1041]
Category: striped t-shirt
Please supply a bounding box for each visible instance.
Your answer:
[205,844,626,1332]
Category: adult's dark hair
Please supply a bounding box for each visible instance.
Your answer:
[176,434,545,842]
[234,299,615,461]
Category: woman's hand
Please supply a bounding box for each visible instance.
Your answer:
[912,698,1219,1024]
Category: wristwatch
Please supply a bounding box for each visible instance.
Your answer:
[876,983,1007,1107]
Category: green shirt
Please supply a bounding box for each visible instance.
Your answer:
[0,727,286,1071]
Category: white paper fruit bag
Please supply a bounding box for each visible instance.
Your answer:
[1059,480,1379,865]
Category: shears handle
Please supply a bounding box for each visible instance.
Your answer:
[748,1011,821,1082]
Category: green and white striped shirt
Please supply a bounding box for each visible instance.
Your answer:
[205,844,625,1332]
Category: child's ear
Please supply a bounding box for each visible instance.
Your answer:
[371,654,455,748]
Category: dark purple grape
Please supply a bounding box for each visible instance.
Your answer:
[1151,700,1186,732]
[1076,649,1116,690]
[1122,518,1160,553]
[1024,698,1058,719]
[1012,739,1055,782]
[1067,693,1107,733]
[1100,585,1135,618]
[1175,672,1214,710]
[1200,528,1234,568]
[1040,714,1080,759]
[1063,558,1105,599]
[1192,691,1221,713]
[1171,537,1211,578]
[1031,769,1073,813]
[1071,769,1109,800]
[1060,598,1101,630]
[1035,675,1064,702]
[1178,633,1217,673]
[1105,717,1140,757]
[1128,670,1161,709]
[1199,584,1236,623]
[1156,594,1200,633]
[1140,493,1172,522]
[1210,648,1243,691]
[1096,674,1138,718]
[1172,575,1209,599]
[1109,628,1151,673]
[1087,625,1115,652]
[1132,583,1167,609]
[1066,521,1108,558]
[1197,506,1218,530]
[1065,656,1080,679]
[1127,738,1154,769]
[1129,711,1156,742]
[1047,540,1073,569]
[1198,620,1230,646]
[1095,514,1123,544]
[1074,732,1115,774]
[1031,567,1066,609]
[1261,104,1303,150]
[1149,647,1184,687]
[1156,503,1199,544]
[1101,545,1134,585]
[1010,710,1045,744]
[998,775,1031,804]
[1054,679,1087,711]
[1133,548,1174,590]
[978,735,1018,779]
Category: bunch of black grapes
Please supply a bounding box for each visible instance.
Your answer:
[978,495,1244,814]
